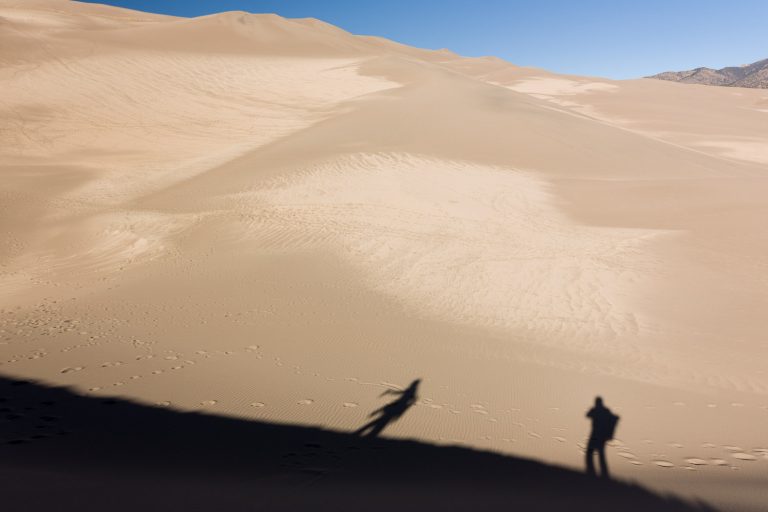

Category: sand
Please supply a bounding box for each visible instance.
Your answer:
[2,1,768,511]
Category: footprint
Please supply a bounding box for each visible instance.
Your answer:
[342,402,358,408]
[732,453,757,461]
[61,366,84,374]
[618,452,637,459]
[553,436,566,443]
[628,460,643,466]
[156,401,171,407]
[297,399,314,406]
[250,402,265,408]
[710,459,729,466]
[653,460,674,468]
[527,432,542,439]
[200,400,217,407]
[685,458,708,465]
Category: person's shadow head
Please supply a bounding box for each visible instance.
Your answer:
[402,379,420,395]
[354,378,421,438]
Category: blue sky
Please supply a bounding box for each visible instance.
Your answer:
[79,0,768,79]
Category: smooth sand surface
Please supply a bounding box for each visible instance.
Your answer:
[2,1,768,510]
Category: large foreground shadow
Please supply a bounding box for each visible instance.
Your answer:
[0,375,713,512]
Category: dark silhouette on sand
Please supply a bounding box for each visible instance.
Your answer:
[0,375,713,512]
[585,396,619,478]
[355,379,420,437]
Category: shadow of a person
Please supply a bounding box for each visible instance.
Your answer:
[585,396,619,479]
[354,379,421,438]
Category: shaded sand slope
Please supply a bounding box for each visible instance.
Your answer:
[0,376,713,512]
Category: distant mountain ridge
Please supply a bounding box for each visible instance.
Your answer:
[649,57,768,88]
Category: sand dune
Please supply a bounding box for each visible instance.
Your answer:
[247,153,662,347]
[2,1,768,511]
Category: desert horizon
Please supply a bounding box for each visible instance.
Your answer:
[2,1,768,511]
